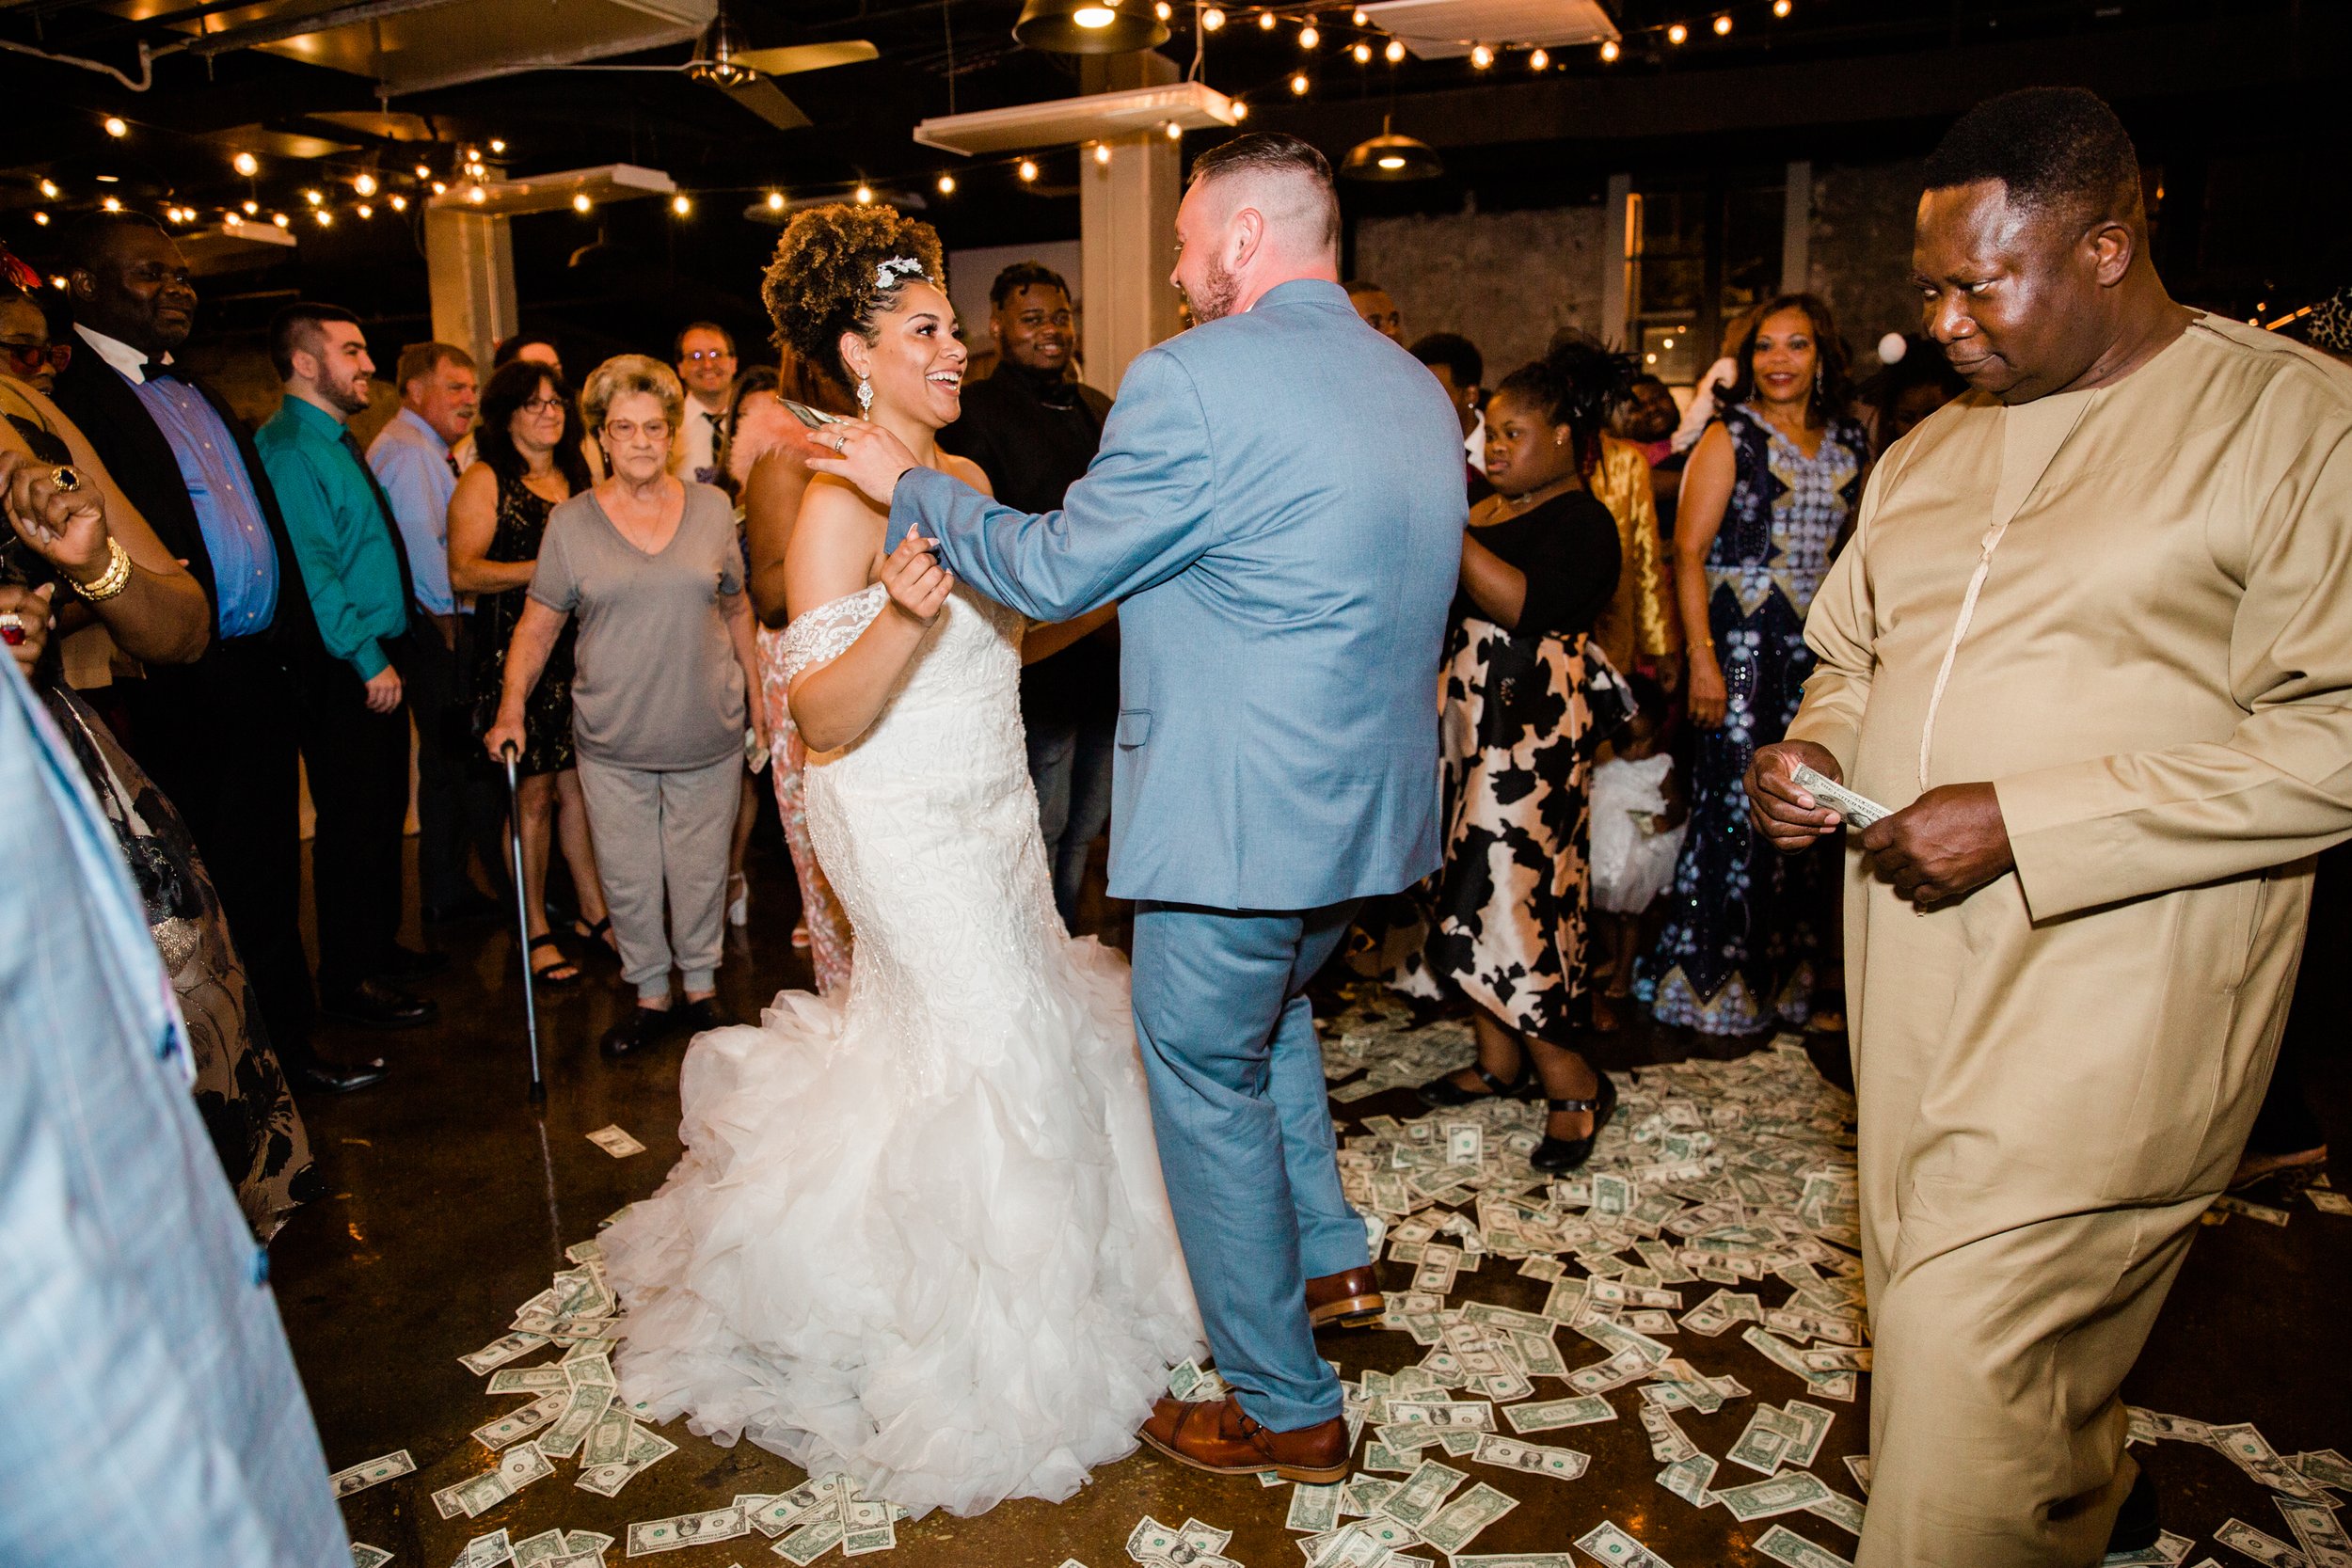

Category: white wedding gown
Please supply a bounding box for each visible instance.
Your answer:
[602,581,1203,1518]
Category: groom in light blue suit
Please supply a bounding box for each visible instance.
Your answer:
[810,132,1465,1479]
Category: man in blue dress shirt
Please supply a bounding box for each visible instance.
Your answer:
[0,654,349,1567]
[54,213,397,1081]
[370,340,501,924]
[257,302,440,1029]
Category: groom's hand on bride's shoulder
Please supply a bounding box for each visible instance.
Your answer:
[880,528,955,626]
[803,419,920,508]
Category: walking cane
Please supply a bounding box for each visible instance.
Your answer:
[500,743,548,1103]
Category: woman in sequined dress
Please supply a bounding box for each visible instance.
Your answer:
[1644,296,1867,1036]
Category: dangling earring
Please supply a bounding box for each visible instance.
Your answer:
[856,376,874,415]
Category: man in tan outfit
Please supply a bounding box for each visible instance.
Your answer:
[1748,87,2352,1567]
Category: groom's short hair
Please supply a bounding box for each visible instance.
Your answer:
[1188,132,1339,255]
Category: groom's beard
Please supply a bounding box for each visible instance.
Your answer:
[1187,257,1241,325]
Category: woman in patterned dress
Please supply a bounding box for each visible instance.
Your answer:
[1406,338,1631,1172]
[450,359,612,984]
[1645,294,1867,1035]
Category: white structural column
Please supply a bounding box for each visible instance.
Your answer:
[1781,160,1813,296]
[1079,131,1183,395]
[424,209,518,372]
[1600,172,1633,349]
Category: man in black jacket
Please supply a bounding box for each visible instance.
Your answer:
[939,261,1117,930]
[53,214,418,1087]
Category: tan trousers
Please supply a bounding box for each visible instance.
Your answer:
[1847,856,2309,1568]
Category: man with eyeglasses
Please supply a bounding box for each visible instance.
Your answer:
[674,321,738,485]
[53,212,387,1093]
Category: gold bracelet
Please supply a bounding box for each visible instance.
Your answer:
[68,537,133,604]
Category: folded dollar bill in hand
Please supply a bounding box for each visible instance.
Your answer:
[1789,765,1892,829]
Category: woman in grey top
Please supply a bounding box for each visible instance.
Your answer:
[486,355,770,1058]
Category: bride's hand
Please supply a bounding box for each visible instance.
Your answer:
[880,529,954,627]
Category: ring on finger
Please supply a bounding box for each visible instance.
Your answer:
[0,610,23,647]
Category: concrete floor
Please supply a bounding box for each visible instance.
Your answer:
[275,837,2352,1565]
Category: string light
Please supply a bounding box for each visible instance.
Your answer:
[52,277,68,290]
[1385,37,1406,61]
[468,184,487,204]
[1351,40,1371,62]
[272,212,290,228]
[1297,23,1318,47]
[936,173,956,195]
[233,151,259,176]
[103,116,128,137]
[314,209,333,227]
[672,193,691,214]
[1232,99,1248,119]
[243,198,260,214]
[489,138,507,154]
[354,172,377,197]
[1258,9,1276,27]
[415,162,433,179]
[39,179,58,198]
[1154,0,1172,17]
[1529,46,1549,68]
[854,183,875,204]
[432,181,448,195]
[1202,5,1224,25]
[357,203,373,219]
[1667,21,1688,42]
[1470,43,1493,68]
[1290,71,1310,93]
[1166,119,1184,140]
[31,212,48,226]
[304,188,324,205]
[1094,141,1112,165]
[1599,38,1619,60]
[1774,0,1791,12]
[389,194,407,212]
[1352,5,1367,21]
[101,195,121,212]
[766,189,787,211]
[1017,160,1039,182]
[1712,13,1732,34]
[570,192,591,213]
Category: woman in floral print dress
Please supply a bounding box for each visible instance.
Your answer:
[1645,295,1867,1036]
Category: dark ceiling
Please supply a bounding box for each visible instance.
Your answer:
[2,0,2340,359]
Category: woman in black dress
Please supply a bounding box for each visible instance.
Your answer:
[1406,338,1631,1171]
[449,360,612,983]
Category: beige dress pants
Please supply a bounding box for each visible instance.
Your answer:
[575,753,740,1003]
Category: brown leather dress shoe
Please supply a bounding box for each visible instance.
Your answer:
[1306,1265,1384,1330]
[1139,1395,1349,1483]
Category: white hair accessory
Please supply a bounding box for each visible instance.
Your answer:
[874,256,930,290]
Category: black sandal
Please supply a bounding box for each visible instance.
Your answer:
[529,933,580,987]
[1531,1071,1618,1173]
[1417,1059,1536,1109]
[572,915,618,957]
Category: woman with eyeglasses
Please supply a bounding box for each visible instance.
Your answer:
[484,356,768,1059]
[0,287,71,398]
[450,358,613,987]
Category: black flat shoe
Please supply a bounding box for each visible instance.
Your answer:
[675,998,730,1035]
[2103,1466,2161,1559]
[1416,1060,1535,1109]
[373,943,449,981]
[321,979,438,1030]
[599,1006,672,1060]
[286,1055,389,1094]
[1531,1071,1619,1173]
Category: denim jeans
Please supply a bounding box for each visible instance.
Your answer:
[1025,704,1118,929]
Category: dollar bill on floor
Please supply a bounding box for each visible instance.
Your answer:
[2212,1195,2291,1226]
[2278,1495,2352,1568]
[2098,1532,2195,1567]
[626,1506,749,1556]
[1378,1460,1468,1528]
[454,1530,512,1568]
[1803,1490,1867,1537]
[350,1547,393,1568]
[1503,1395,1615,1433]
[1420,1482,1518,1554]
[2209,1423,2328,1500]
[459,1331,551,1376]
[2293,1449,2352,1493]
[587,1124,647,1158]
[1843,1455,1872,1496]
[1714,1470,1836,1522]
[329,1449,416,1497]
[1574,1520,1677,1567]
[776,1516,846,1566]
[1289,1482,1343,1533]
[2212,1518,2307,1567]
[840,1497,898,1557]
[1657,1453,1717,1507]
[1472,1434,1590,1480]
[2309,1189,2352,1215]
[1752,1524,1855,1568]
[508,1530,573,1568]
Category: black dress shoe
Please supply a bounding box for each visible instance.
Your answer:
[675,998,730,1036]
[600,1006,673,1059]
[373,943,450,981]
[286,1055,389,1093]
[321,979,439,1030]
[1416,1060,1536,1109]
[2104,1466,2161,1558]
[423,891,503,926]
[1531,1070,1619,1173]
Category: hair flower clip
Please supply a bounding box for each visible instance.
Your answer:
[874,256,930,290]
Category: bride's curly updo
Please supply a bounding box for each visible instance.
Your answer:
[762,202,947,389]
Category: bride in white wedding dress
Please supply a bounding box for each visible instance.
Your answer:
[601,205,1202,1518]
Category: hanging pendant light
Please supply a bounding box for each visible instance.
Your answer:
[1342,114,1442,182]
[685,8,758,87]
[1012,0,1170,54]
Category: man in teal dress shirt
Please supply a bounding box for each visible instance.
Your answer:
[255,302,438,1027]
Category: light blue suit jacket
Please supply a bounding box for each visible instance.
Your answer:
[891,277,1466,911]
